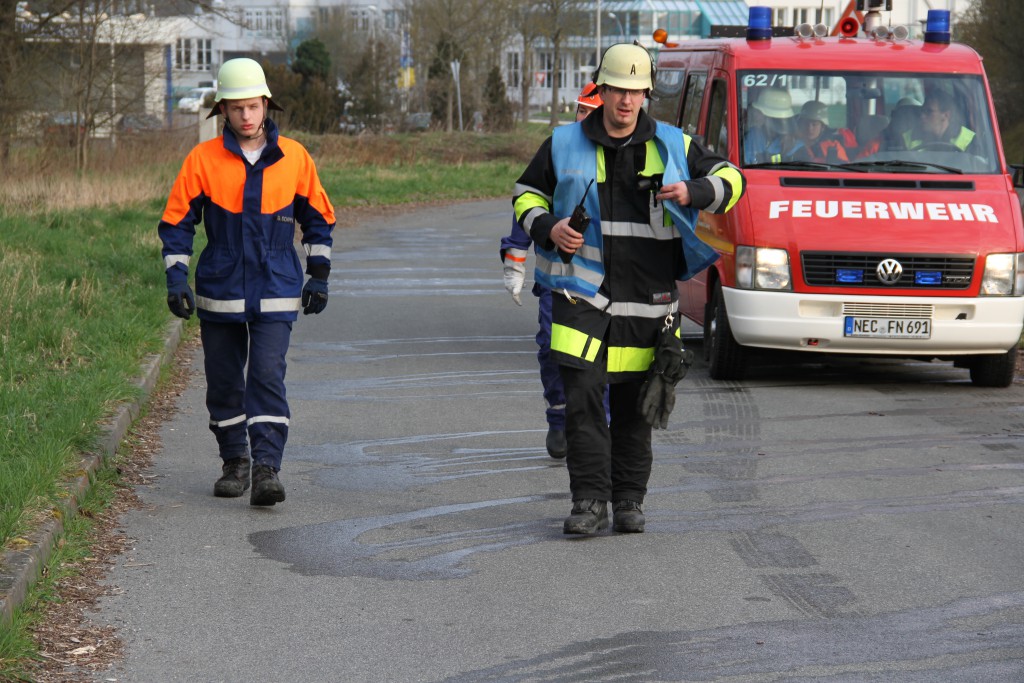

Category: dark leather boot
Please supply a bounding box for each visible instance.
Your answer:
[250,464,286,506]
[213,457,250,498]
[563,499,608,534]
[613,500,645,533]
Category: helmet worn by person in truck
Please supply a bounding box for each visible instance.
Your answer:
[798,100,829,126]
[595,43,655,91]
[207,58,283,118]
[752,87,794,119]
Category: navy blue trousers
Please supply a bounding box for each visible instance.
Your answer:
[535,286,566,430]
[201,320,292,470]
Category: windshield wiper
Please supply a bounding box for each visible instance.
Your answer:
[839,160,964,174]
[744,160,866,172]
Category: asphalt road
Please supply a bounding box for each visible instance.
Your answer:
[96,199,1024,682]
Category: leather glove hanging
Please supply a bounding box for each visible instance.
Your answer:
[637,313,694,430]
[165,266,195,320]
[502,248,527,306]
[301,278,329,315]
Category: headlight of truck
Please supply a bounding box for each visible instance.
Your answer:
[736,246,791,290]
[980,253,1024,296]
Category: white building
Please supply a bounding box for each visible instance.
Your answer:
[508,0,976,114]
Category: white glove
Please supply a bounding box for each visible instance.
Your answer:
[502,249,528,306]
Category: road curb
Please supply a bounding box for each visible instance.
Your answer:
[0,319,184,626]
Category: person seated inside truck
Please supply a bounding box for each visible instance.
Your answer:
[788,101,851,163]
[902,89,976,153]
[743,87,796,164]
[851,113,890,158]
[882,97,922,151]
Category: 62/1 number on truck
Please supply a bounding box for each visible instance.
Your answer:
[844,317,932,339]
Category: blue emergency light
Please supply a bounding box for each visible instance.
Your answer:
[747,6,772,41]
[924,9,951,44]
[836,269,864,284]
[915,271,943,285]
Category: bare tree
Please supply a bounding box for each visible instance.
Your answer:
[958,0,1024,136]
[408,0,513,131]
[509,0,545,125]
[20,2,171,170]
[533,0,589,127]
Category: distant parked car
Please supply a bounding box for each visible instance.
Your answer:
[42,111,86,145]
[117,113,165,134]
[403,112,431,132]
[177,87,216,114]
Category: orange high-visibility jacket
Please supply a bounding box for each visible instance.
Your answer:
[159,119,335,323]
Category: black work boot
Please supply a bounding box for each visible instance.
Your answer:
[613,500,645,533]
[563,499,609,534]
[250,464,286,506]
[545,428,567,459]
[213,457,250,498]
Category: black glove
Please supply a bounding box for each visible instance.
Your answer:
[637,326,694,429]
[301,278,328,315]
[166,267,195,320]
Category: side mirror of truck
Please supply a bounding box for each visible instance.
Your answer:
[1010,163,1024,188]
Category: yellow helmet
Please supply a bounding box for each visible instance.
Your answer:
[214,58,273,102]
[595,43,654,91]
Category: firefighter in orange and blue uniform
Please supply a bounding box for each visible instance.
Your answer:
[158,58,335,506]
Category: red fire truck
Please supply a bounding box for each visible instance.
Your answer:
[651,5,1024,386]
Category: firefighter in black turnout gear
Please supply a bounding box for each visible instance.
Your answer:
[513,43,745,534]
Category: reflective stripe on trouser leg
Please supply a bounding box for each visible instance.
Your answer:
[201,320,249,461]
[536,287,566,430]
[608,380,652,503]
[561,363,613,501]
[245,320,293,470]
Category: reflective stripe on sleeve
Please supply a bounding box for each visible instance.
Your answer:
[164,254,190,270]
[304,244,332,259]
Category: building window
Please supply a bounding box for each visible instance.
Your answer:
[245,8,285,37]
[176,38,212,72]
[773,8,787,26]
[197,39,211,71]
[536,52,553,89]
[507,52,521,89]
[176,38,190,71]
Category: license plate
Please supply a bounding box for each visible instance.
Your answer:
[844,316,931,339]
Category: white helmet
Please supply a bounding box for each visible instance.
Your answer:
[208,58,282,118]
[595,43,654,91]
[215,58,273,102]
[752,87,793,119]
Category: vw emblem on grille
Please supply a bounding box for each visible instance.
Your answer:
[876,258,903,284]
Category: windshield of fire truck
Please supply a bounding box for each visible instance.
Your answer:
[738,71,999,174]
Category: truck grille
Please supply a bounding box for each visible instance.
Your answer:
[801,252,974,289]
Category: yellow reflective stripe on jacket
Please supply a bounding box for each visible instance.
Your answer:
[713,164,744,212]
[513,192,550,224]
[640,139,667,176]
[551,323,602,363]
[607,346,655,373]
[596,147,606,183]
